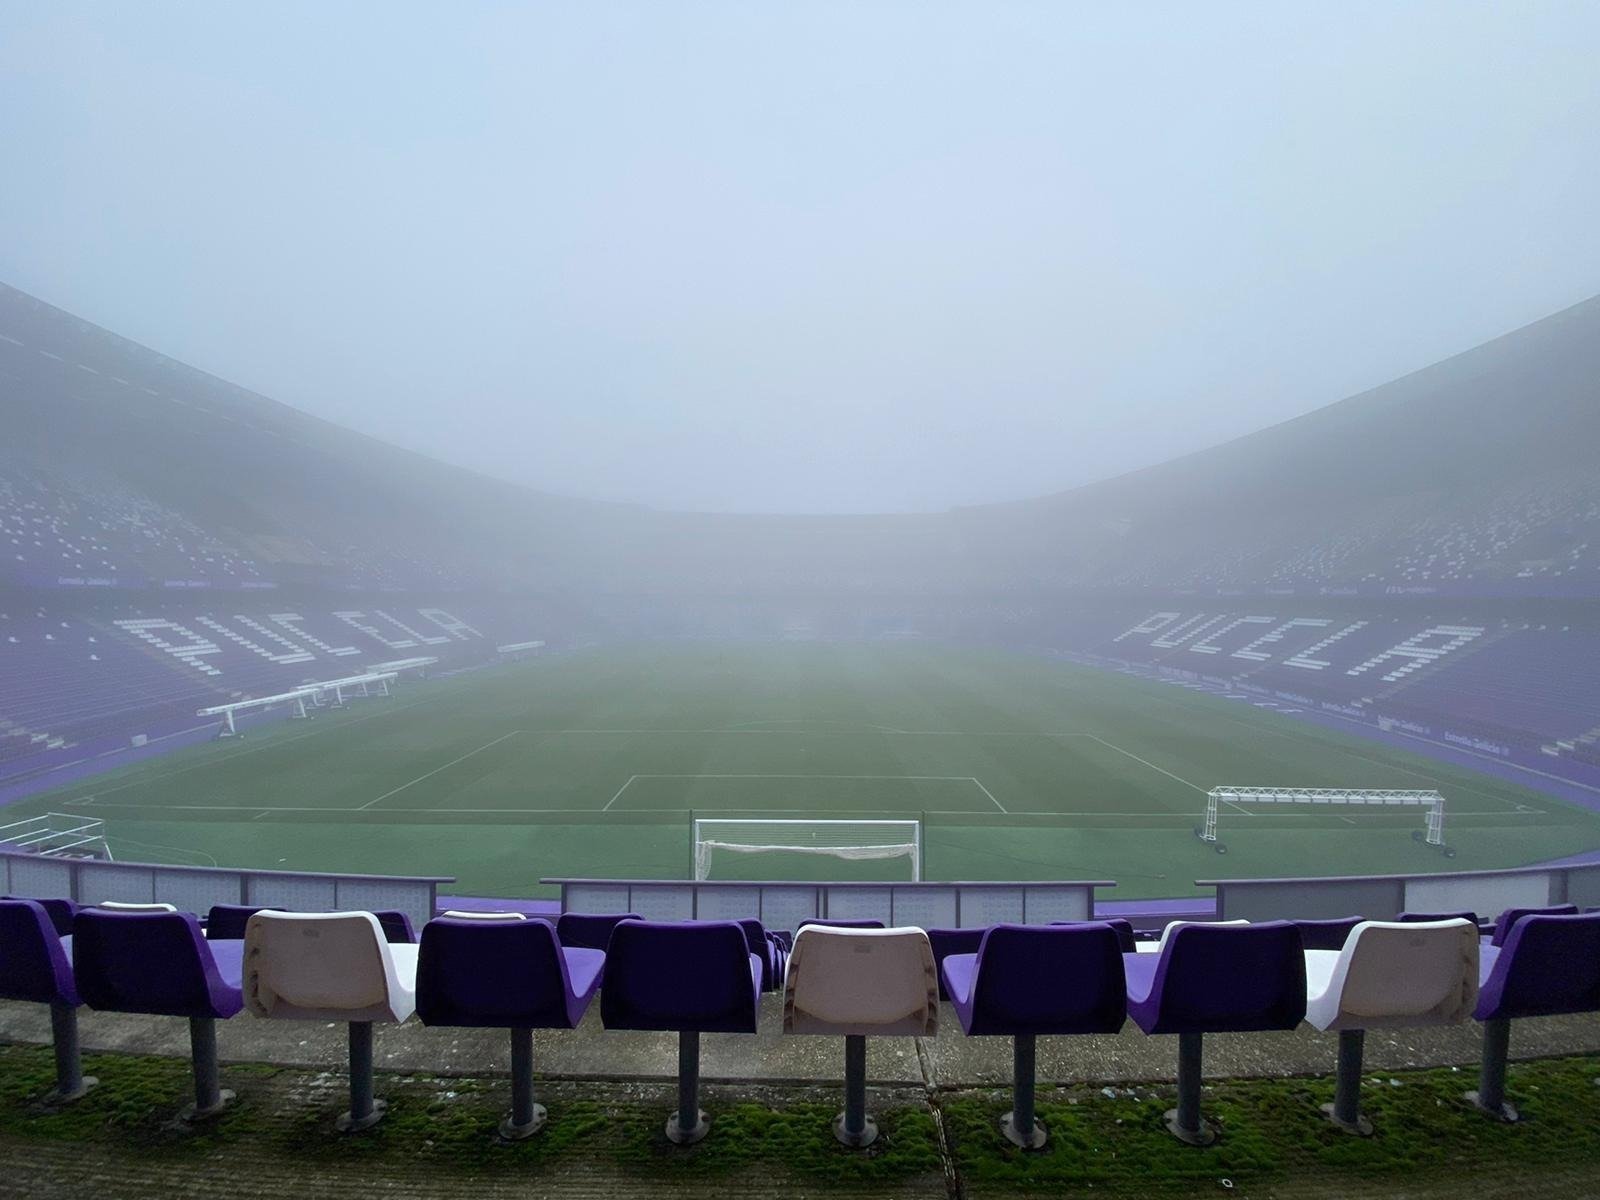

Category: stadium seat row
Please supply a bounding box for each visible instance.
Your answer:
[1,899,1597,1149]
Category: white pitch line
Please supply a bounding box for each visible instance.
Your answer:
[358,730,522,810]
[1082,733,1208,794]
[603,775,639,811]
[967,777,1008,814]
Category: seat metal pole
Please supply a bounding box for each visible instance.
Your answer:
[333,1020,386,1132]
[678,1030,700,1132]
[1175,1031,1202,1134]
[510,1026,535,1128]
[186,1016,226,1117]
[843,1035,868,1136]
[1163,1031,1216,1145]
[1468,1018,1515,1120]
[350,1021,374,1119]
[1001,1032,1046,1148]
[48,1002,93,1102]
[1333,1029,1364,1127]
[663,1030,709,1144]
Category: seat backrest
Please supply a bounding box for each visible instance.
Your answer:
[417,916,572,1028]
[242,911,402,1019]
[784,926,937,1036]
[1490,904,1578,947]
[206,904,284,940]
[556,912,641,952]
[439,910,526,921]
[1321,920,1478,1025]
[1149,922,1306,1034]
[3,895,77,938]
[600,920,759,1033]
[72,908,240,1019]
[1397,910,1478,927]
[795,918,884,932]
[96,902,177,914]
[0,899,77,1006]
[1292,917,1363,952]
[1480,912,1600,1020]
[970,924,1125,1035]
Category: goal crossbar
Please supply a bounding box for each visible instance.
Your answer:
[1202,786,1445,845]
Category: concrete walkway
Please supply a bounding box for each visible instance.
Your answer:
[4,996,1596,1089]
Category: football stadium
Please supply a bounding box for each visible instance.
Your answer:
[3,7,1600,1199]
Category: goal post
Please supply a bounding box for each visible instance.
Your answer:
[691,818,924,882]
[1198,786,1448,855]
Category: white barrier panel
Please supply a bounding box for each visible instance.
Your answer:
[546,878,1113,931]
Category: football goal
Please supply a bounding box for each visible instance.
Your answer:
[692,818,924,881]
[1196,786,1449,856]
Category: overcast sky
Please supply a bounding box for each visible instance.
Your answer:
[2,4,1598,514]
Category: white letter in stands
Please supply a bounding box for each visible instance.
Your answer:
[270,613,359,656]
[374,609,450,646]
[1345,625,1484,683]
[1284,622,1369,671]
[1231,617,1332,662]
[418,608,482,640]
[1190,616,1273,655]
[1152,614,1230,649]
[114,618,224,676]
[1112,612,1179,643]
[194,615,315,665]
[334,610,413,649]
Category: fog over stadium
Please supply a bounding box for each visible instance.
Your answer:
[2,3,1598,513]
[7,9,1600,1191]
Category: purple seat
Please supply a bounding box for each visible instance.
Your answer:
[374,909,418,944]
[73,908,244,1120]
[1398,910,1479,927]
[556,911,640,952]
[1468,911,1600,1121]
[3,895,78,939]
[205,904,284,940]
[417,915,604,1139]
[0,899,94,1102]
[736,919,782,992]
[1125,921,1306,1145]
[1488,904,1578,947]
[1292,917,1363,952]
[928,928,985,1001]
[943,924,1126,1149]
[600,920,762,1145]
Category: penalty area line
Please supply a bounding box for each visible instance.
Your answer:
[358,730,524,810]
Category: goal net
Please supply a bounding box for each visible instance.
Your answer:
[692,818,923,881]
[1198,786,1448,855]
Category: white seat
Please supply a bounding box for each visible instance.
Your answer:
[243,910,417,1024]
[1305,919,1478,1031]
[783,926,937,1036]
[439,910,525,921]
[1151,918,1247,954]
[96,901,177,913]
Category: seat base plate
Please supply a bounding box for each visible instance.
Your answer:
[499,1105,549,1141]
[180,1090,236,1123]
[336,1098,388,1133]
[1001,1113,1048,1150]
[1463,1092,1519,1123]
[41,1077,98,1107]
[833,1112,879,1149]
[665,1109,710,1145]
[1163,1108,1218,1146]
[1319,1102,1374,1137]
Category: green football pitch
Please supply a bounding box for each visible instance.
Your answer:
[19,642,1600,898]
